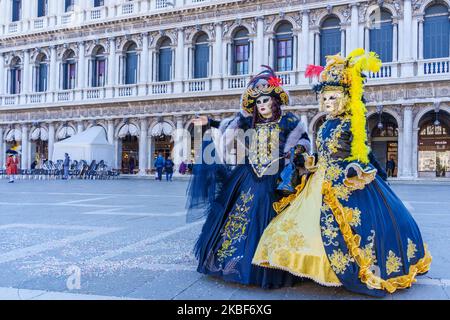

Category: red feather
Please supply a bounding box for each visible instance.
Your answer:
[268,76,282,87]
[305,65,324,79]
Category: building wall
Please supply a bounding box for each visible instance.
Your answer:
[0,0,449,178]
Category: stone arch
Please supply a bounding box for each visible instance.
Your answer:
[316,12,344,29]
[225,22,253,39]
[267,17,298,33]
[56,123,77,140]
[418,0,450,15]
[188,29,213,44]
[365,4,397,24]
[308,111,328,134]
[413,104,450,129]
[367,108,402,129]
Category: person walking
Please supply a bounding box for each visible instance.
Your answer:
[179,160,187,175]
[154,153,165,181]
[129,156,136,174]
[165,156,175,181]
[386,155,396,177]
[6,154,19,183]
[63,153,70,180]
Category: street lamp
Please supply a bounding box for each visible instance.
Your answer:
[376,105,384,130]
[434,102,441,126]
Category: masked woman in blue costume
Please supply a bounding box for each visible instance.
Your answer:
[252,50,432,297]
[187,66,311,289]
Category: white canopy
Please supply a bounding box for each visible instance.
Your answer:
[150,121,173,137]
[30,127,49,141]
[52,126,114,166]
[5,128,22,142]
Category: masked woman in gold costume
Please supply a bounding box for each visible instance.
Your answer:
[252,49,432,297]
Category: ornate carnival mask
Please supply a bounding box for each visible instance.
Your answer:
[256,95,274,119]
[319,88,349,118]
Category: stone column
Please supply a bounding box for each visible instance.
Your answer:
[23,50,31,95]
[48,122,55,161]
[107,120,114,144]
[138,118,148,175]
[223,40,230,76]
[364,27,370,51]
[314,31,320,65]
[300,10,310,71]
[418,17,424,60]
[78,41,86,89]
[255,16,265,71]
[108,38,116,86]
[21,125,29,170]
[0,54,5,95]
[350,3,359,51]
[139,32,149,85]
[397,127,403,177]
[340,27,346,57]
[49,46,57,94]
[0,127,3,169]
[212,22,223,90]
[174,27,184,93]
[402,106,414,178]
[402,0,414,76]
[393,21,399,62]
[412,127,419,178]
[77,121,84,134]
[172,117,184,173]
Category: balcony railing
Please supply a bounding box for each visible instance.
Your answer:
[1,64,450,109]
[89,7,105,21]
[225,75,250,90]
[419,58,450,76]
[368,63,397,79]
[186,79,209,92]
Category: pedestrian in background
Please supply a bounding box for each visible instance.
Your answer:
[386,155,396,177]
[129,156,136,174]
[179,160,187,175]
[6,154,19,183]
[165,156,174,181]
[154,153,165,181]
[63,153,70,180]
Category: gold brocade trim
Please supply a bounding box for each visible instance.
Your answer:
[273,175,308,214]
[253,253,342,287]
[322,180,432,294]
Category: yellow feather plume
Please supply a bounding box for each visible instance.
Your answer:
[345,49,382,164]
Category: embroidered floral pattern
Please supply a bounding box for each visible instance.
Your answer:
[321,211,339,247]
[407,238,418,262]
[386,250,403,275]
[328,249,354,274]
[217,189,253,263]
[249,121,281,177]
[349,207,362,227]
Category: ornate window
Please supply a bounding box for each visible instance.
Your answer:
[320,16,341,66]
[274,22,293,72]
[233,27,250,75]
[9,57,22,94]
[194,32,209,79]
[12,0,22,22]
[369,9,393,62]
[124,42,138,84]
[424,3,450,59]
[37,0,48,17]
[91,46,106,87]
[62,50,76,90]
[158,37,172,82]
[35,53,48,92]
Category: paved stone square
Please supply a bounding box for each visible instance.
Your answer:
[0,178,449,300]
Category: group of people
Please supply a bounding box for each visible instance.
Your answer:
[186,50,431,297]
[154,153,175,181]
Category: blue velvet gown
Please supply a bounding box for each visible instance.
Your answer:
[253,115,432,296]
[189,112,307,289]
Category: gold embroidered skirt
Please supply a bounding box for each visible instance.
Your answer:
[252,167,341,287]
